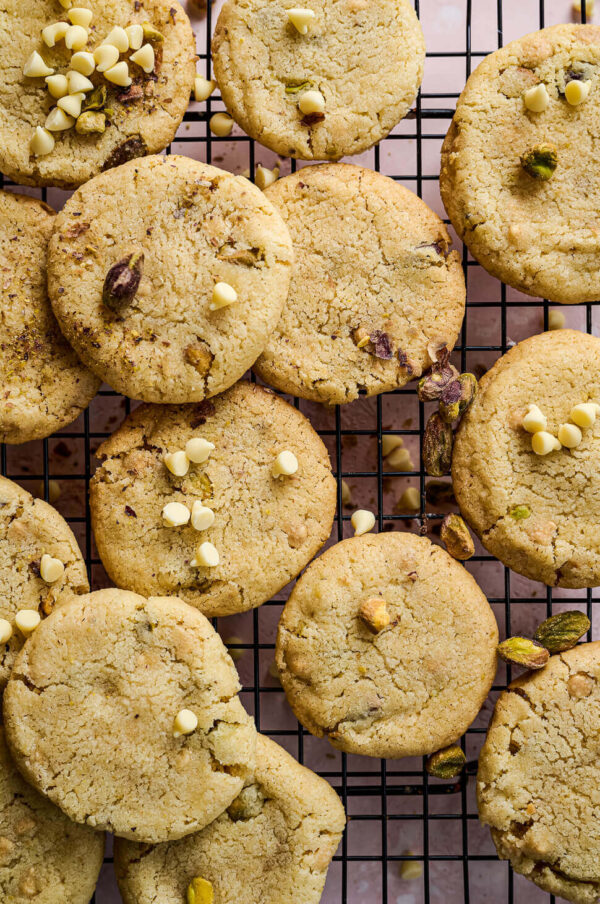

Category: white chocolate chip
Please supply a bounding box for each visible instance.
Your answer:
[57,92,85,117]
[15,610,41,636]
[65,24,88,50]
[125,24,144,50]
[23,51,54,78]
[547,309,566,330]
[70,51,96,76]
[386,446,413,471]
[30,126,56,156]
[104,61,132,87]
[194,76,216,102]
[255,164,279,190]
[67,70,93,93]
[531,431,561,455]
[398,487,420,511]
[185,437,215,463]
[565,79,591,106]
[40,553,65,583]
[287,7,316,33]
[210,281,238,310]
[68,7,93,27]
[272,450,298,478]
[94,43,120,72]
[522,403,547,434]
[570,402,598,428]
[45,74,69,98]
[382,435,404,457]
[191,541,220,567]
[191,501,215,531]
[558,422,583,448]
[0,619,12,644]
[523,83,549,113]
[573,0,595,13]
[45,107,75,131]
[173,709,198,737]
[298,89,325,115]
[164,451,190,477]
[42,21,70,47]
[341,479,352,506]
[162,502,191,527]
[209,112,234,137]
[351,509,376,536]
[129,43,155,73]
[59,0,73,7]
[103,25,130,52]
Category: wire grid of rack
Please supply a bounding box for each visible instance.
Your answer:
[1,0,598,901]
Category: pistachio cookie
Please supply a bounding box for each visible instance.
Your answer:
[115,734,345,904]
[0,726,104,903]
[48,155,294,402]
[90,382,336,617]
[3,589,257,843]
[0,476,89,691]
[0,0,195,189]
[275,532,498,758]
[253,165,466,405]
[0,191,100,443]
[441,24,600,304]
[212,0,425,160]
[478,642,600,904]
[453,329,600,587]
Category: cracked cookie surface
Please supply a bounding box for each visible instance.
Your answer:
[0,726,104,904]
[0,191,99,443]
[453,329,600,588]
[0,0,195,189]
[115,733,346,904]
[253,164,466,405]
[275,532,498,758]
[0,475,89,691]
[47,155,294,402]
[441,24,600,304]
[3,588,257,843]
[478,642,600,904]
[89,382,336,617]
[212,0,425,160]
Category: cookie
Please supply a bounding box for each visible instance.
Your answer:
[3,589,257,843]
[253,164,466,404]
[275,532,498,758]
[211,0,425,160]
[47,155,294,403]
[0,191,100,443]
[478,641,600,904]
[90,382,336,617]
[441,24,600,304]
[0,475,89,691]
[453,329,600,588]
[0,0,195,189]
[114,733,346,904]
[0,725,104,904]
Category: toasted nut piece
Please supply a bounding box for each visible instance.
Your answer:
[186,437,215,463]
[210,281,237,309]
[104,61,132,87]
[287,7,316,33]
[426,745,466,779]
[103,252,144,312]
[42,21,70,47]
[423,412,453,476]
[534,610,590,653]
[439,373,477,424]
[209,112,234,136]
[187,877,214,904]
[298,89,325,115]
[58,92,85,117]
[125,24,144,50]
[523,83,549,112]
[397,487,420,512]
[162,502,191,527]
[521,142,558,180]
[509,504,531,520]
[94,43,119,72]
[522,403,547,434]
[548,309,566,330]
[565,78,591,105]
[194,76,216,102]
[164,451,189,477]
[570,402,597,428]
[65,24,88,50]
[45,107,75,131]
[191,541,220,567]
[142,21,165,42]
[531,431,561,455]
[359,597,391,633]
[352,326,370,349]
[255,163,279,190]
[45,74,69,98]
[15,610,41,637]
[173,709,198,738]
[558,422,582,448]
[30,126,55,156]
[417,362,459,402]
[400,856,423,880]
[497,636,549,670]
[351,509,375,536]
[76,111,106,134]
[68,7,93,27]
[191,502,215,531]
[24,51,54,78]
[0,619,12,644]
[67,70,94,93]
[40,554,65,583]
[103,25,129,52]
[387,446,413,471]
[130,43,155,73]
[272,450,298,478]
[382,435,403,457]
[440,514,474,560]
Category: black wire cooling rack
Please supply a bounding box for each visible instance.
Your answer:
[2,0,598,901]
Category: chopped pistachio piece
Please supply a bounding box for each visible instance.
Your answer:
[426,745,466,779]
[440,513,474,560]
[359,597,391,634]
[520,142,558,180]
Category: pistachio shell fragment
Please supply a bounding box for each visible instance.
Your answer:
[426,745,466,779]
[422,413,453,477]
[520,142,558,180]
[440,513,474,560]
[187,877,213,904]
[102,252,144,312]
[534,610,590,654]
[497,636,549,670]
[417,361,459,402]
